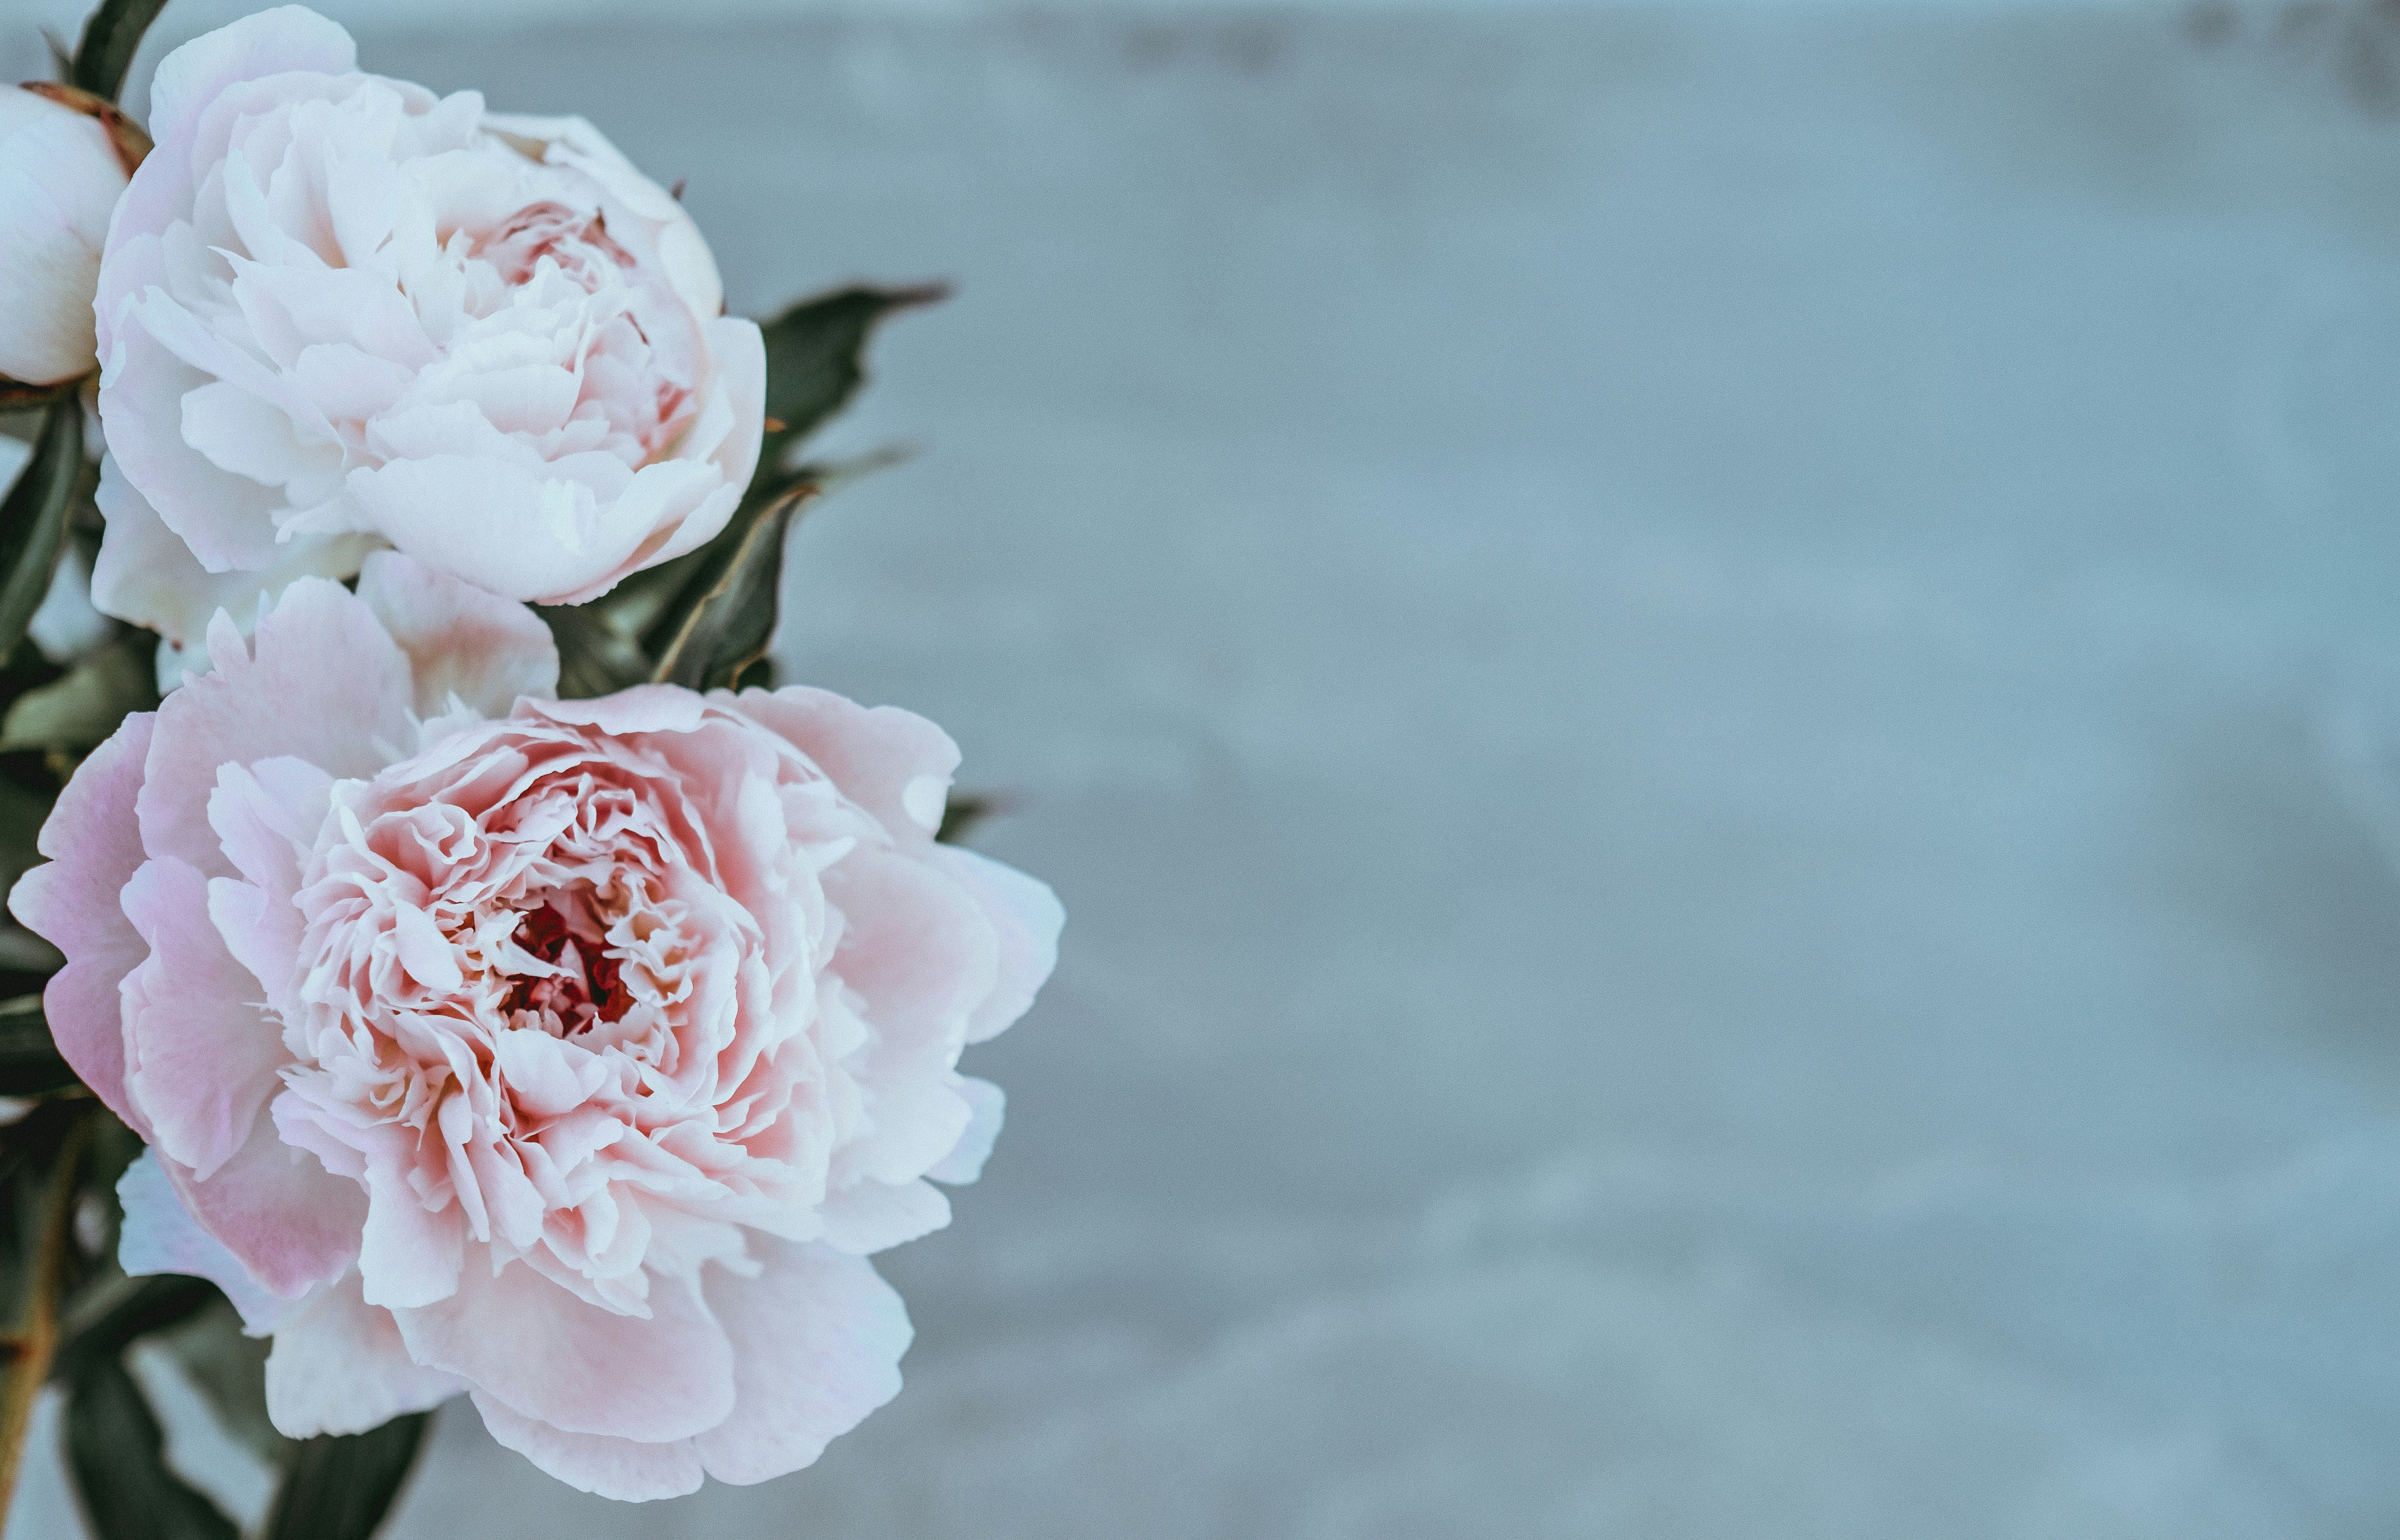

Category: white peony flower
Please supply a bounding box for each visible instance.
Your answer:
[0,82,137,386]
[90,6,765,677]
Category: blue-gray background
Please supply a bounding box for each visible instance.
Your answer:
[11,0,2400,1532]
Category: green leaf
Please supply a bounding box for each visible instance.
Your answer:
[153,1301,282,1469]
[533,599,653,701]
[0,627,155,754]
[0,775,58,975]
[264,1413,431,1540]
[645,477,821,691]
[71,0,170,103]
[0,400,82,669]
[0,996,76,1096]
[753,284,944,486]
[53,1274,218,1386]
[65,1356,238,1540]
[936,792,1003,846]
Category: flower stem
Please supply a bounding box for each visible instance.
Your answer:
[0,1113,96,1517]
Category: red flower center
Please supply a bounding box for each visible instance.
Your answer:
[501,903,630,1034]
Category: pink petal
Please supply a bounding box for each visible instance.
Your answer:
[356,1124,465,1310]
[119,855,287,1178]
[393,1260,734,1444]
[5,712,153,1130]
[164,1098,364,1299]
[469,1392,703,1502]
[517,684,706,738]
[934,846,1064,1045]
[117,1150,291,1334]
[693,1240,909,1487]
[924,1076,1006,1186]
[824,848,992,1183]
[728,688,960,847]
[137,578,414,877]
[356,551,558,718]
[817,1177,950,1256]
[265,1271,462,1438]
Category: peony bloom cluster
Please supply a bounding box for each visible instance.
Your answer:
[11,558,1058,1497]
[88,8,764,680]
[0,3,1058,1503]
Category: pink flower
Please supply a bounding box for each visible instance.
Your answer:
[9,559,1060,1499]
[90,6,765,682]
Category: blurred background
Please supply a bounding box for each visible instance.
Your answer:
[11,0,2400,1532]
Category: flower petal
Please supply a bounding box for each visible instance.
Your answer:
[693,1240,909,1487]
[136,577,414,877]
[356,551,558,718]
[120,855,287,1178]
[117,1151,294,1333]
[6,713,153,1129]
[265,1270,462,1437]
[936,846,1065,1045]
[164,1097,364,1300]
[470,1392,703,1502]
[394,1261,734,1444]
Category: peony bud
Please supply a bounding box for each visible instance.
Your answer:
[0,82,143,388]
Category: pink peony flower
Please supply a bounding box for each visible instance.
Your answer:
[90,6,765,682]
[9,559,1060,1499]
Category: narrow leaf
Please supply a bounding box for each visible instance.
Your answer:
[52,1274,216,1385]
[65,1356,238,1540]
[71,0,170,103]
[0,998,75,1097]
[646,478,820,691]
[753,284,943,484]
[0,401,82,667]
[264,1413,431,1540]
[0,627,155,753]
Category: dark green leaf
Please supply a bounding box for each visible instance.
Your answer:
[0,997,75,1096]
[645,477,820,691]
[265,1413,431,1540]
[936,792,1004,845]
[153,1301,281,1468]
[1,626,155,754]
[71,0,170,103]
[0,400,82,668]
[65,1356,238,1540]
[53,1273,216,1385]
[533,599,654,701]
[753,284,943,485]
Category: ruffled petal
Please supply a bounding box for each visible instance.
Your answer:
[393,1260,733,1444]
[117,1150,293,1334]
[119,856,287,1178]
[5,713,153,1129]
[88,455,372,685]
[136,578,414,876]
[727,688,961,847]
[935,846,1064,1045]
[142,8,357,180]
[163,1097,364,1300]
[694,1240,909,1486]
[265,1270,462,1437]
[925,1076,1006,1186]
[470,1392,703,1502]
[356,550,558,718]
